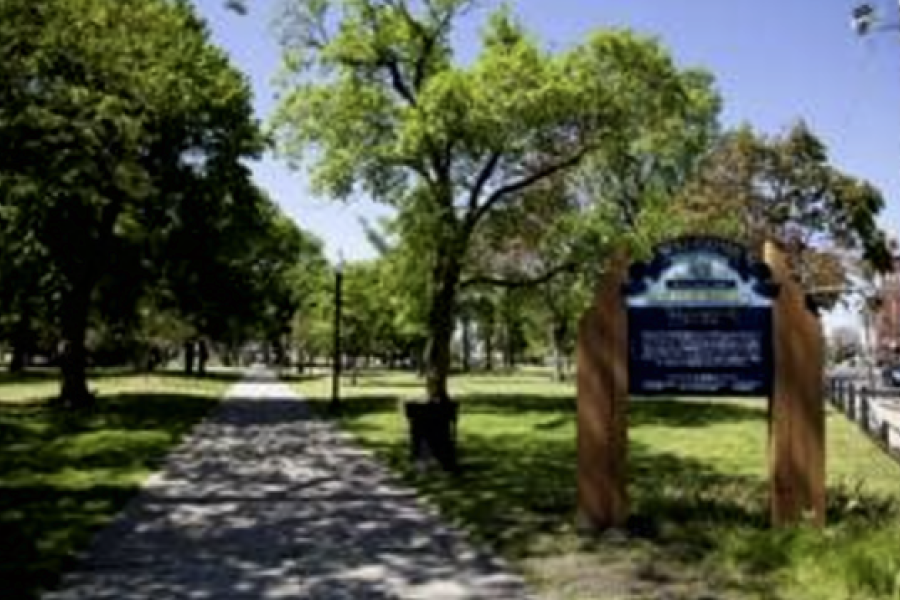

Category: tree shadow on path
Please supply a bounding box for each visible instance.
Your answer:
[39,391,534,600]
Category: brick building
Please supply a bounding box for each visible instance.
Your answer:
[874,265,900,362]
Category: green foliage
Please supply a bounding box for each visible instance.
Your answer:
[0,0,321,385]
[0,0,261,382]
[0,373,230,600]
[678,122,893,306]
[162,181,326,348]
[294,370,900,599]
[272,0,719,397]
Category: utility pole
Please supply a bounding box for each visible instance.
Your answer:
[851,2,899,36]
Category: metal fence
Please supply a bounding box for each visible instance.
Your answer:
[826,378,900,462]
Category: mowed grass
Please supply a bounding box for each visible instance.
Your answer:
[293,369,900,600]
[0,370,236,600]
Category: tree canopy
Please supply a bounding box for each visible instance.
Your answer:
[0,0,317,403]
[272,0,720,400]
[677,122,893,308]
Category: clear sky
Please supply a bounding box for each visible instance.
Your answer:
[197,0,900,326]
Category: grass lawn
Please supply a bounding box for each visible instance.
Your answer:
[293,369,900,600]
[0,370,237,600]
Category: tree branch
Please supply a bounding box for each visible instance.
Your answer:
[356,2,418,107]
[467,151,502,213]
[383,56,417,106]
[460,262,576,290]
[469,147,592,228]
[383,0,444,90]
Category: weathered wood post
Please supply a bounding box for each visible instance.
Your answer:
[576,255,629,531]
[765,242,826,527]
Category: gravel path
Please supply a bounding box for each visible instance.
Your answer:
[43,370,535,600]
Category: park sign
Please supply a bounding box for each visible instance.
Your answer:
[623,236,778,396]
[576,237,825,531]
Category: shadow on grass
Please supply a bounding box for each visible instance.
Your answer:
[0,368,245,388]
[0,368,141,385]
[275,372,331,385]
[11,393,535,600]
[151,370,246,384]
[307,386,900,599]
[352,378,426,390]
[0,392,218,600]
[320,395,400,417]
[629,398,766,427]
[0,486,136,600]
[319,388,765,428]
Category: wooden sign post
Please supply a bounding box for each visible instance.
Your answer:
[576,237,825,531]
[766,242,825,526]
[576,255,629,531]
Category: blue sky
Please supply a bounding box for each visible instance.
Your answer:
[198,0,900,277]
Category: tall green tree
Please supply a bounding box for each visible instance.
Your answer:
[0,0,261,404]
[272,0,714,401]
[678,122,893,307]
[162,181,320,361]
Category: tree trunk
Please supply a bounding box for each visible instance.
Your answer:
[296,347,305,374]
[415,341,426,377]
[461,315,471,373]
[504,317,515,371]
[59,285,94,408]
[147,346,161,372]
[425,257,462,403]
[197,339,208,376]
[484,315,494,372]
[183,341,195,375]
[552,321,568,382]
[9,310,33,373]
[10,341,27,374]
[502,290,515,370]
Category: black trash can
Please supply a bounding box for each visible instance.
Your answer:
[403,400,459,472]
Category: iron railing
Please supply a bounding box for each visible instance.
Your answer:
[826,378,900,463]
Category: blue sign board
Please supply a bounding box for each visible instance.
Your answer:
[624,237,778,396]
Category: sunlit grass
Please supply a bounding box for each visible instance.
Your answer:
[0,371,232,600]
[294,369,900,600]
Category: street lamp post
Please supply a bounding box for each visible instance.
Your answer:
[852,2,900,36]
[330,259,344,412]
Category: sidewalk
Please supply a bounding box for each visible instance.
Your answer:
[873,398,900,451]
[43,370,535,600]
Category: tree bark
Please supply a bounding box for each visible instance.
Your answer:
[9,311,32,373]
[502,289,516,370]
[10,339,27,374]
[504,319,515,371]
[57,201,120,407]
[461,314,471,373]
[59,284,94,408]
[425,255,462,403]
[552,321,568,382]
[197,339,208,376]
[484,313,494,372]
[183,341,195,375]
[296,347,305,374]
